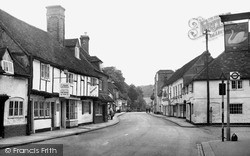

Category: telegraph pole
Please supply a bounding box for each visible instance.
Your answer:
[226,77,231,141]
[219,73,226,142]
[204,29,210,124]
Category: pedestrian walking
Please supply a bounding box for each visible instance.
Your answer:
[109,107,114,120]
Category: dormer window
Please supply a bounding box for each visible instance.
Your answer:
[75,47,80,59]
[1,60,14,74]
[0,48,14,75]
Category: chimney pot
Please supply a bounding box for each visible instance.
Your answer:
[80,33,90,54]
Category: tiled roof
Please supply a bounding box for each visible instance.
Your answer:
[194,51,250,80]
[0,47,5,59]
[164,52,206,86]
[64,38,79,47]
[0,9,98,78]
[90,56,102,63]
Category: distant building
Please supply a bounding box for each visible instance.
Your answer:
[161,51,212,118]
[153,70,173,114]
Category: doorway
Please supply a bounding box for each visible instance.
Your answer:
[0,95,9,138]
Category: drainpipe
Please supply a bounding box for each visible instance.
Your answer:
[26,55,33,135]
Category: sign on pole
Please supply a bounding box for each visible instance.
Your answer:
[230,71,240,80]
[59,83,70,98]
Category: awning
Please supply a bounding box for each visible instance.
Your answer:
[98,93,114,102]
[31,90,59,98]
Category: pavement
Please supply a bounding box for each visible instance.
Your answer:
[148,112,196,128]
[200,126,250,156]
[0,112,125,149]
[149,112,250,156]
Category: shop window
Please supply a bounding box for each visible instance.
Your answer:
[95,103,103,115]
[230,103,242,114]
[82,101,91,114]
[34,101,51,118]
[66,100,77,120]
[9,100,23,117]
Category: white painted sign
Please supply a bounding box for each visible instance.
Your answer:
[59,83,70,98]
[230,71,240,80]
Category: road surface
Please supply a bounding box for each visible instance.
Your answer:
[15,112,218,156]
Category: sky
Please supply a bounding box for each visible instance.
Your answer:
[1,0,250,86]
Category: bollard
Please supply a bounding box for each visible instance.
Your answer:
[231,133,238,141]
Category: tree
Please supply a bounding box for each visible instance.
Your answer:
[127,85,146,111]
[103,66,127,93]
[103,66,147,111]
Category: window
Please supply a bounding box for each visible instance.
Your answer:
[67,73,74,84]
[82,101,91,114]
[81,76,85,95]
[90,77,98,86]
[1,60,14,74]
[34,101,39,117]
[34,101,51,118]
[95,103,103,115]
[191,104,194,114]
[75,47,80,59]
[230,104,242,114]
[232,80,242,89]
[99,80,103,91]
[66,100,77,120]
[41,63,50,80]
[189,84,193,93]
[163,90,167,97]
[9,100,23,117]
[45,102,50,116]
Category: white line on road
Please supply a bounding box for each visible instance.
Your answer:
[197,144,204,156]
[102,141,109,146]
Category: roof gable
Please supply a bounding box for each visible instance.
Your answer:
[165,52,207,86]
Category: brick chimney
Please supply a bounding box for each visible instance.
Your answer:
[46,5,65,46]
[80,32,90,54]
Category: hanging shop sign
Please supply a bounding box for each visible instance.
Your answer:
[224,22,248,52]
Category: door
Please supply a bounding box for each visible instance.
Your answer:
[0,101,4,138]
[0,95,9,138]
[51,102,55,129]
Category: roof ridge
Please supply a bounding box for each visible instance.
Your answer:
[165,52,205,85]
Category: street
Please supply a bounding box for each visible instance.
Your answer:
[28,112,217,156]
